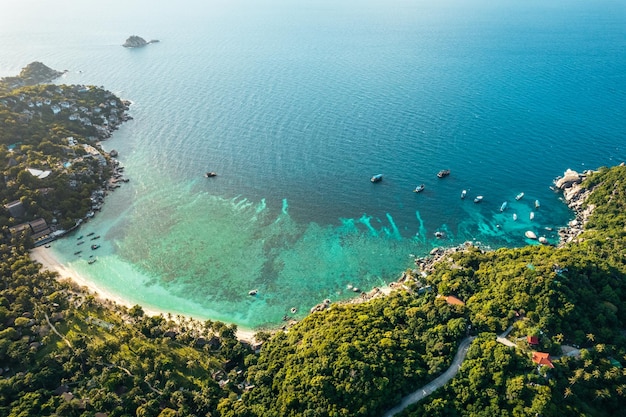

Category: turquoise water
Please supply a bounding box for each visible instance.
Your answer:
[2,0,625,328]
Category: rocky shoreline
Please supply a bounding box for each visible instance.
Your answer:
[552,167,610,247]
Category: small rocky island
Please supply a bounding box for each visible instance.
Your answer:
[122,35,159,48]
[0,61,65,93]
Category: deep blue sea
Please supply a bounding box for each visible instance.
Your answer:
[1,0,625,329]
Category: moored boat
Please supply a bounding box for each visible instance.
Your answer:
[474,195,483,203]
[437,169,450,178]
[88,258,97,264]
[530,211,535,220]
[205,171,217,178]
[525,231,537,239]
[513,213,518,221]
[535,199,540,209]
[515,192,524,200]
[500,201,508,212]
[248,289,258,296]
[413,184,425,193]
[91,244,100,250]
[371,174,383,183]
[461,189,467,199]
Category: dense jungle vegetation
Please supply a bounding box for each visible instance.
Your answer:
[1,71,625,416]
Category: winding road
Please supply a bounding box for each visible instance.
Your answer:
[381,336,476,417]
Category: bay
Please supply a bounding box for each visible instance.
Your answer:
[1,0,625,328]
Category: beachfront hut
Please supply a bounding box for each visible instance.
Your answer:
[4,200,25,218]
[29,218,49,234]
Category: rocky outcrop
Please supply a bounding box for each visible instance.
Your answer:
[122,36,159,48]
[554,169,597,247]
[555,168,583,190]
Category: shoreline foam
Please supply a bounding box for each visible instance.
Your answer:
[29,246,257,342]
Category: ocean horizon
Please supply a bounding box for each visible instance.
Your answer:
[2,0,625,329]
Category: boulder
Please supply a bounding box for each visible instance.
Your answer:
[555,169,582,189]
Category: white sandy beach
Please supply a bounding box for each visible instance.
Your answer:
[30,246,257,342]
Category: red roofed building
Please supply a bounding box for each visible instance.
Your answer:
[532,352,554,368]
[445,295,465,306]
[527,335,539,345]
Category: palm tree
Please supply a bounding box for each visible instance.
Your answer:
[564,387,572,398]
[586,333,595,343]
[595,388,610,400]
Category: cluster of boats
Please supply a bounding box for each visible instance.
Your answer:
[371,172,541,223]
[464,189,540,212]
[370,169,550,244]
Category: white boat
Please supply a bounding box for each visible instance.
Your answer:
[461,189,467,199]
[530,211,535,220]
[515,192,524,200]
[474,196,483,203]
[513,213,518,221]
[248,289,258,296]
[535,199,540,209]
[525,231,537,239]
[500,201,508,212]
